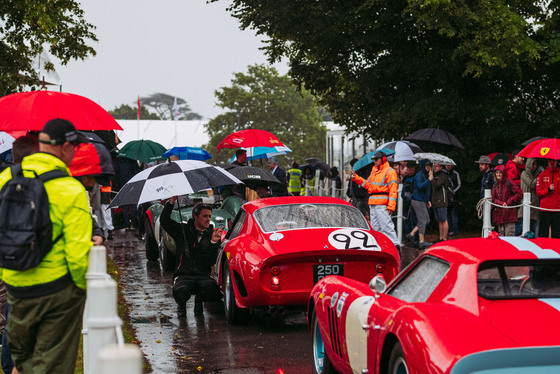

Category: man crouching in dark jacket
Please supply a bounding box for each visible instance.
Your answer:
[160,196,223,317]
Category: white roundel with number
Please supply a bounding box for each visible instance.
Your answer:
[328,228,380,251]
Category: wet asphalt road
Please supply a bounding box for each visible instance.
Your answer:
[107,229,313,374]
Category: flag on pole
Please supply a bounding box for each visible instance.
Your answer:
[173,97,179,120]
[137,95,141,120]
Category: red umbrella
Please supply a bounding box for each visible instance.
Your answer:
[0,91,123,131]
[69,142,115,178]
[216,129,284,150]
[518,138,560,160]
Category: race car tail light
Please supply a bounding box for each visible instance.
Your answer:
[271,275,280,290]
[376,263,384,273]
[271,266,280,275]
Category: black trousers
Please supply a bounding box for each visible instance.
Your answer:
[539,211,560,238]
[172,275,222,306]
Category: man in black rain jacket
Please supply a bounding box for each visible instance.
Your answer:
[160,197,222,317]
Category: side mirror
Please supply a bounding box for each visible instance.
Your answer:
[369,274,386,298]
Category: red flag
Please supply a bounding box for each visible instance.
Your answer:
[137,95,141,120]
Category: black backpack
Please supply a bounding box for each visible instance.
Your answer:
[0,165,68,270]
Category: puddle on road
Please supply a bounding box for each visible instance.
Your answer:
[131,314,172,324]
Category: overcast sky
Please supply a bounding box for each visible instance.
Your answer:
[54,0,288,119]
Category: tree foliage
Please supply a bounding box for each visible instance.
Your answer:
[205,64,326,165]
[217,0,560,154]
[0,0,97,95]
[140,93,202,120]
[109,104,159,120]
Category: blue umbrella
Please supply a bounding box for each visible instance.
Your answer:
[230,145,291,162]
[353,148,396,171]
[163,146,212,161]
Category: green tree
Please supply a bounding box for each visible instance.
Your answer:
[108,104,159,120]
[0,0,97,95]
[216,0,560,152]
[140,93,202,120]
[205,64,326,165]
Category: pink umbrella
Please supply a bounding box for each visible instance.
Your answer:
[217,129,284,151]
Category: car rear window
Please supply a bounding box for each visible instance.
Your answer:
[253,203,370,233]
[478,260,560,299]
[387,256,450,303]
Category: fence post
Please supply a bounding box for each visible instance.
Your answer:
[314,170,321,196]
[397,183,403,244]
[98,344,142,374]
[85,278,123,374]
[331,180,336,198]
[483,189,492,238]
[522,192,531,236]
[83,246,110,372]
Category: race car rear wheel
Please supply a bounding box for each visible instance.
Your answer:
[223,262,250,325]
[144,217,159,261]
[311,311,337,374]
[388,342,409,374]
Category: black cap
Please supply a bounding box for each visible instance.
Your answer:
[39,118,80,145]
[371,151,386,160]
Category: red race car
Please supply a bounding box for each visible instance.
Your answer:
[212,196,400,324]
[309,233,560,374]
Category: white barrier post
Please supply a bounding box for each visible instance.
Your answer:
[522,192,531,236]
[83,246,110,372]
[397,184,403,244]
[331,180,336,198]
[314,170,321,196]
[85,278,123,374]
[98,344,142,374]
[483,189,492,238]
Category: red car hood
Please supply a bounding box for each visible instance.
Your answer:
[264,227,384,255]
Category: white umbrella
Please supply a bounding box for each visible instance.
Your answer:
[413,152,456,166]
[376,141,422,162]
[0,132,16,154]
[108,160,243,208]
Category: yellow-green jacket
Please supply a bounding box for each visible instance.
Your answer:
[0,152,92,293]
[288,168,302,194]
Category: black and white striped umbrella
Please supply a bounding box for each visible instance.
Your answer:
[108,160,242,207]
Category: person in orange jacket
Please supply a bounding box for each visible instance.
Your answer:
[352,151,401,247]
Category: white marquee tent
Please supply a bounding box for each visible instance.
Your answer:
[115,120,210,150]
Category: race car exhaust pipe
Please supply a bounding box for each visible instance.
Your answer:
[267,305,287,317]
[268,305,279,317]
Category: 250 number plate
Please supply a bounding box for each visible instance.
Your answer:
[313,264,344,284]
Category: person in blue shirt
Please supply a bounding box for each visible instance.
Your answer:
[405,159,433,249]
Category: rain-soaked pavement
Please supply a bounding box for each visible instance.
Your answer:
[107,229,312,374]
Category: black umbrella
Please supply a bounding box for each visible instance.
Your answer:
[299,164,317,177]
[78,131,106,144]
[521,136,547,147]
[220,164,280,190]
[305,158,331,178]
[405,128,464,149]
[489,152,510,166]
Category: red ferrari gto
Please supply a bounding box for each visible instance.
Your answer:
[309,233,560,374]
[212,196,400,324]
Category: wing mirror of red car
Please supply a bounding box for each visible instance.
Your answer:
[370,274,386,298]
